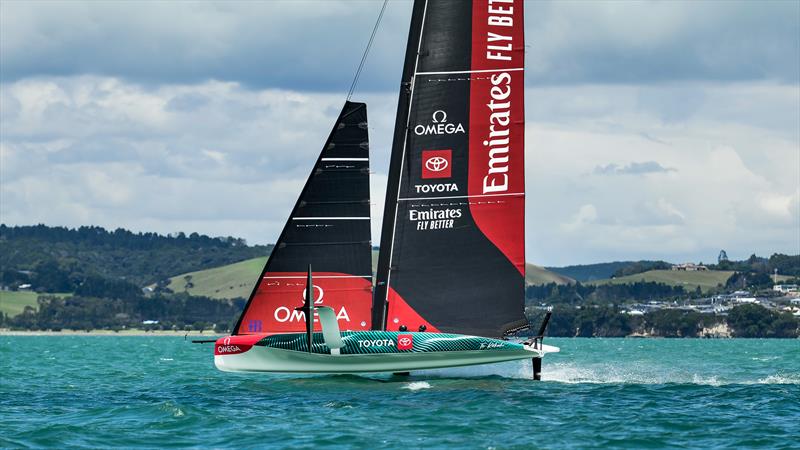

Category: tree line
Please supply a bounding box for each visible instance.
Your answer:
[0,224,273,288]
[536,304,798,338]
[1,293,245,333]
[527,280,689,305]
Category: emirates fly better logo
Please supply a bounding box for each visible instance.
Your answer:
[421,150,452,179]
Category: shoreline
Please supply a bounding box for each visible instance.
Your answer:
[0,328,222,337]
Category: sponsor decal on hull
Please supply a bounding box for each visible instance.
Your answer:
[255,331,520,355]
[214,335,263,355]
[397,334,413,351]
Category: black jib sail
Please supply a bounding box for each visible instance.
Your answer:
[234,101,373,335]
[373,0,527,337]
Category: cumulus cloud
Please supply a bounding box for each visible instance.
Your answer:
[0,76,395,244]
[525,84,799,265]
[1,1,798,266]
[1,1,797,89]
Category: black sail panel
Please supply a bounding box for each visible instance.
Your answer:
[234,102,373,335]
[374,0,527,338]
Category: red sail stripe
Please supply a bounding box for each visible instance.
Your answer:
[468,0,525,276]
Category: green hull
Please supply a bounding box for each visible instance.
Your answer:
[214,331,559,374]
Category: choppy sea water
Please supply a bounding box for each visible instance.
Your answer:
[1,337,798,449]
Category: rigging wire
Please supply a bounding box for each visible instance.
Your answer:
[346,0,389,101]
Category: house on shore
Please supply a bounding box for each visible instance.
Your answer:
[671,263,708,271]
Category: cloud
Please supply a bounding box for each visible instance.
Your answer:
[594,161,676,176]
[525,84,799,265]
[1,1,797,90]
[1,1,798,266]
[0,76,395,244]
[2,77,798,265]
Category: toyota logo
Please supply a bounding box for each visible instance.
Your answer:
[425,156,449,172]
[398,337,412,346]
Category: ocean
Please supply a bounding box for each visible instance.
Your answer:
[1,337,798,449]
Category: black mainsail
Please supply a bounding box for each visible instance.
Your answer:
[234,101,373,335]
[373,0,527,337]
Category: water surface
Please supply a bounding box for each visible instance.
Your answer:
[1,337,798,448]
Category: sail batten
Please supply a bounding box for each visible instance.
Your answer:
[374,0,527,338]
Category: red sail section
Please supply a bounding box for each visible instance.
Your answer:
[468,0,525,276]
[238,272,373,334]
[386,288,441,333]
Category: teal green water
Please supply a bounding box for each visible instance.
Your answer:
[1,337,798,449]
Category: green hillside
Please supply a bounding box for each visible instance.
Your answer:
[526,264,574,285]
[587,270,735,293]
[167,256,267,299]
[0,291,70,317]
[167,253,572,299]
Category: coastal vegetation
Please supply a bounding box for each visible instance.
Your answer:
[2,293,243,333]
[1,224,798,337]
[540,304,798,338]
[0,224,272,288]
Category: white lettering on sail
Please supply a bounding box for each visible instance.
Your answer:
[273,306,351,323]
[486,0,514,60]
[413,183,459,194]
[414,110,465,136]
[483,72,512,193]
[409,208,462,231]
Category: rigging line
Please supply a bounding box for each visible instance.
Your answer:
[346,0,389,101]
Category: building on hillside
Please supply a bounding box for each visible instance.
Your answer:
[671,263,708,271]
[18,283,32,291]
[773,284,798,294]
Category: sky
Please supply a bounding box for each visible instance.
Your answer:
[1,0,798,266]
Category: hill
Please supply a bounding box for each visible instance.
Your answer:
[547,261,659,282]
[526,264,574,285]
[167,257,267,299]
[0,291,70,317]
[587,269,735,293]
[167,254,572,299]
[0,224,273,289]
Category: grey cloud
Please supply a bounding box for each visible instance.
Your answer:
[594,161,676,176]
[1,1,797,90]
[166,93,211,112]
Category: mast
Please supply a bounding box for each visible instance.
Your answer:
[373,0,528,337]
[372,0,428,330]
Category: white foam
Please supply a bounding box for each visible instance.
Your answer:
[402,381,432,391]
[755,374,800,385]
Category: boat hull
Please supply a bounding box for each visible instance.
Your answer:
[213,331,558,374]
